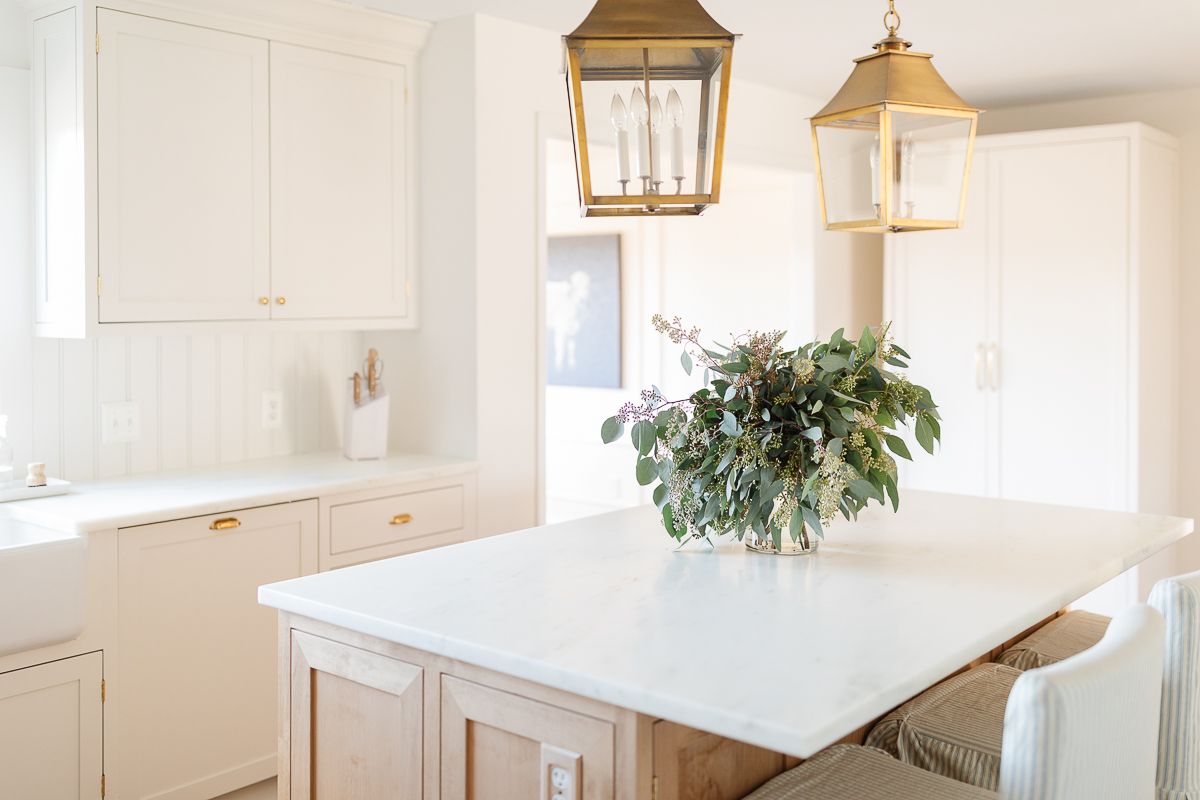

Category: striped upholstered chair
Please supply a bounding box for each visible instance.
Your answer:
[865,571,1200,799]
[744,605,1165,800]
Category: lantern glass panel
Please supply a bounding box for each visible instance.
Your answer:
[888,111,973,223]
[814,111,882,225]
[571,44,724,203]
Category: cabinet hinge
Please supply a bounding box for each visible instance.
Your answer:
[100,773,106,798]
[100,678,106,703]
[651,775,659,800]
[95,33,100,54]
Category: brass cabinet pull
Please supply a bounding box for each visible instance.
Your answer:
[276,296,287,305]
[209,517,242,531]
[389,513,413,526]
[258,296,269,305]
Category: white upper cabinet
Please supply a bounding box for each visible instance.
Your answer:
[29,1,429,337]
[270,44,411,321]
[97,10,270,323]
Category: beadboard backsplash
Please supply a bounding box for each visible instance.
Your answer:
[5,332,364,483]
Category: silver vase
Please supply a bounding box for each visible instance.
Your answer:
[745,526,818,556]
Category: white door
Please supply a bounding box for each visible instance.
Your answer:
[269,43,410,321]
[97,10,270,322]
[886,153,992,497]
[116,502,317,800]
[0,651,104,800]
[991,139,1131,511]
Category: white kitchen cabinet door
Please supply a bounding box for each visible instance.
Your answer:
[270,43,411,321]
[116,502,317,800]
[96,10,270,322]
[32,8,85,337]
[0,651,103,800]
[991,139,1131,511]
[886,154,992,497]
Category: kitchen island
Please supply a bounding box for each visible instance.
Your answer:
[259,491,1192,800]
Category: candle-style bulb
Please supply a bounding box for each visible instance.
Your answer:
[630,87,649,125]
[666,88,684,128]
[610,94,629,132]
[650,94,664,133]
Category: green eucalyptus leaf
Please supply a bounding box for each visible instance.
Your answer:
[719,411,740,437]
[884,473,900,512]
[819,354,849,371]
[857,326,877,357]
[631,420,656,456]
[681,350,693,375]
[884,434,912,461]
[716,445,738,474]
[915,416,936,454]
[601,416,624,444]
[636,457,659,486]
[652,482,669,509]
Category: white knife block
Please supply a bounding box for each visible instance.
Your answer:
[343,380,389,460]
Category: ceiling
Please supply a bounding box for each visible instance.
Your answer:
[355,0,1200,108]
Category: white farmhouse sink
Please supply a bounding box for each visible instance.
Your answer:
[0,519,86,657]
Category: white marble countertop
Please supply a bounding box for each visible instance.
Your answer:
[0,452,477,533]
[259,491,1192,758]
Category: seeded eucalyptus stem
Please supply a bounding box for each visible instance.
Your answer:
[601,317,941,546]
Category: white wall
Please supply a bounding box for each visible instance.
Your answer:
[0,58,364,484]
[0,1,27,69]
[977,89,1197,576]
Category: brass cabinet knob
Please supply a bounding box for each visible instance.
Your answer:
[209,517,241,531]
[276,297,287,305]
[258,296,269,305]
[389,513,413,526]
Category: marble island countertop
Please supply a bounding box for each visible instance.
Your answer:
[259,491,1192,758]
[0,452,477,533]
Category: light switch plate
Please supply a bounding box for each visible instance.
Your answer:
[101,401,141,444]
[540,744,581,800]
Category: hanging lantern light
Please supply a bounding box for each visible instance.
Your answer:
[811,1,980,233]
[563,0,737,217]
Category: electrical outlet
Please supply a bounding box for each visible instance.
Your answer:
[261,391,283,430]
[101,401,141,444]
[540,745,580,800]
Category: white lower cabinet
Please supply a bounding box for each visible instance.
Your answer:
[116,502,318,800]
[0,651,104,800]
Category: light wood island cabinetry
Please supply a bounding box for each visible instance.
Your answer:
[262,497,1193,800]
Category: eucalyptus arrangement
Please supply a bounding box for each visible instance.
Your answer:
[601,316,941,553]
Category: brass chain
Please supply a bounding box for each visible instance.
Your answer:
[884,0,901,35]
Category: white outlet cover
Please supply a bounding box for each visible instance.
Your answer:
[100,401,141,444]
[261,390,284,430]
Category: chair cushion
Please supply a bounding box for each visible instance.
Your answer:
[743,744,996,800]
[865,663,1019,790]
[996,610,1111,671]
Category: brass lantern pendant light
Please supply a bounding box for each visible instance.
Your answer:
[811,0,980,233]
[563,0,737,217]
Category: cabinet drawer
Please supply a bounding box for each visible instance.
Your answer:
[321,477,475,570]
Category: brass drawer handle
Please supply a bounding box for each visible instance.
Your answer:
[389,513,413,526]
[209,517,242,531]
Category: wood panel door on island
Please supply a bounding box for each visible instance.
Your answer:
[96,9,270,323]
[0,651,104,800]
[441,675,615,799]
[116,501,317,800]
[287,631,424,800]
